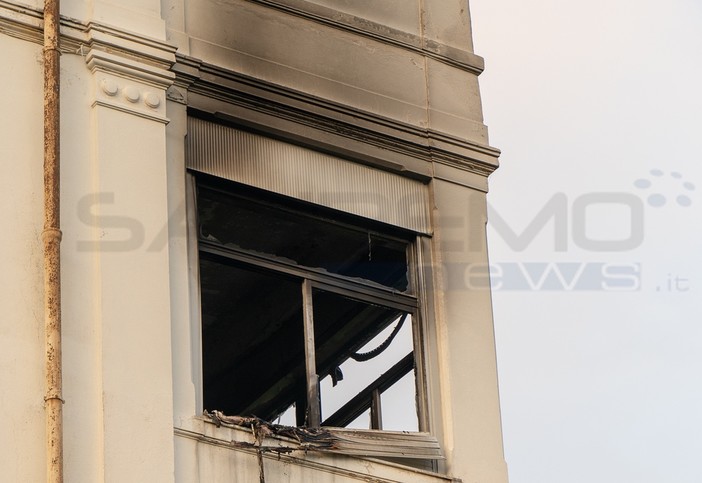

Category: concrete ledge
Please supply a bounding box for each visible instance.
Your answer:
[174,420,460,483]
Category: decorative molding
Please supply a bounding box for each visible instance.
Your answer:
[86,49,174,88]
[83,21,176,70]
[85,46,172,122]
[0,1,44,44]
[0,3,175,121]
[93,71,168,123]
[167,55,202,105]
[0,2,176,81]
[244,0,485,75]
[428,131,501,178]
[0,7,165,64]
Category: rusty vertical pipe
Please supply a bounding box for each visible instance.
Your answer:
[42,1,63,483]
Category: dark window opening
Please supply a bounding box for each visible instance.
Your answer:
[314,289,417,431]
[196,175,422,431]
[197,180,411,292]
[200,259,305,420]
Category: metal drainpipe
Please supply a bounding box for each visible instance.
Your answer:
[42,1,63,482]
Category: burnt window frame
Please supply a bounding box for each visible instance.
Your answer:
[189,171,431,432]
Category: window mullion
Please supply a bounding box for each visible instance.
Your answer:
[370,388,383,430]
[302,279,321,429]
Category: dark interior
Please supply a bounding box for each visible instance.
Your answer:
[197,181,411,292]
[198,177,415,425]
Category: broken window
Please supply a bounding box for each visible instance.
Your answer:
[195,174,425,431]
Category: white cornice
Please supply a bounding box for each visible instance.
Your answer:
[86,50,174,88]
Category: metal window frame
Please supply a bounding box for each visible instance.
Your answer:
[191,174,431,432]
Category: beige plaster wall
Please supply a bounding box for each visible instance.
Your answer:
[302,0,422,36]
[0,33,46,483]
[0,8,175,479]
[431,179,509,482]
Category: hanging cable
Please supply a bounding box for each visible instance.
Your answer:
[350,313,408,362]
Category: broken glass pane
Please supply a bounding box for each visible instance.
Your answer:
[200,257,306,421]
[381,371,419,431]
[197,182,410,291]
[313,289,417,430]
[347,409,371,430]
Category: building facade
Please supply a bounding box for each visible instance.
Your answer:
[0,1,509,481]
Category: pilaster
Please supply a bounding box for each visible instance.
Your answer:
[82,25,176,483]
[431,179,510,483]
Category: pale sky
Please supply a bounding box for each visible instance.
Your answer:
[470,0,702,481]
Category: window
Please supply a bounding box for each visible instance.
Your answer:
[193,173,427,431]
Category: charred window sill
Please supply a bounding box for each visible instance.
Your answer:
[201,410,443,461]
